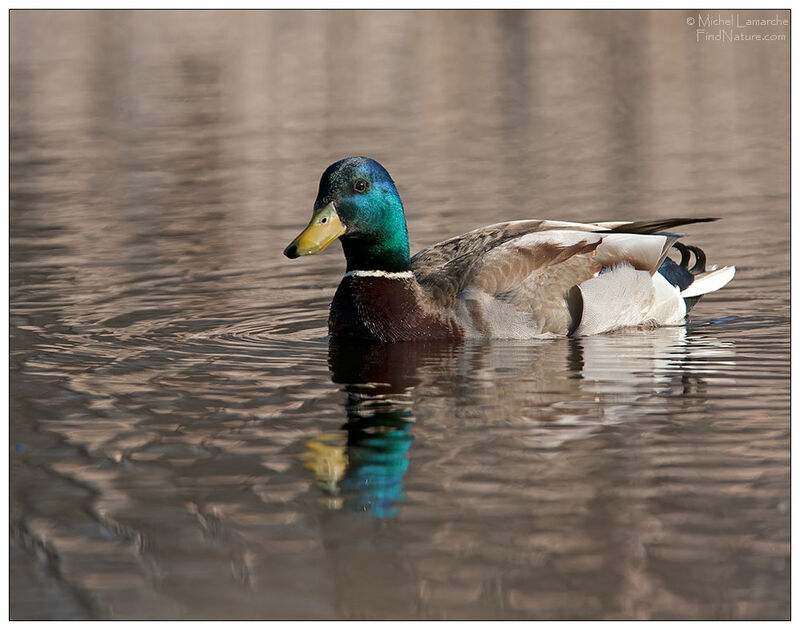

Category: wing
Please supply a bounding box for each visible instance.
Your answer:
[410,218,715,337]
[410,220,610,305]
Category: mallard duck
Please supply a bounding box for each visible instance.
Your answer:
[284,157,735,342]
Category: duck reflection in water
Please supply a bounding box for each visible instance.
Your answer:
[305,327,735,518]
[305,339,460,518]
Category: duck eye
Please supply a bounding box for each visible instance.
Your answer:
[353,179,368,193]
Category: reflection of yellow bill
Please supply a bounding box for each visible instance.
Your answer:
[304,432,347,496]
[284,202,345,258]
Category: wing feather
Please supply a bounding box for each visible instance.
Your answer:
[403,216,727,338]
[410,218,717,335]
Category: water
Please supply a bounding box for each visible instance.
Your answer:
[10,10,789,620]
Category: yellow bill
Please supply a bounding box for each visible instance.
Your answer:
[284,202,346,258]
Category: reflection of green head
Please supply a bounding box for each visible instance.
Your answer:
[316,338,462,518]
[341,399,414,518]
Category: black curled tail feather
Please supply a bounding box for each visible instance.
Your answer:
[671,242,707,274]
[658,241,711,313]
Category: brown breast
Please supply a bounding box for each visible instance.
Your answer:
[328,272,463,342]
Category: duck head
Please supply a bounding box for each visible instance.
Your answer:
[284,157,410,272]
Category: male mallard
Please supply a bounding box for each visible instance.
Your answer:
[284,157,735,342]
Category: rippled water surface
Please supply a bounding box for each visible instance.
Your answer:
[10,10,789,620]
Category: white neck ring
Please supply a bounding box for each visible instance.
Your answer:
[344,270,414,279]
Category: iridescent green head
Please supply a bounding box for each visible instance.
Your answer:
[284,157,410,272]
